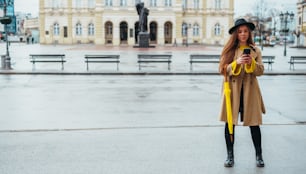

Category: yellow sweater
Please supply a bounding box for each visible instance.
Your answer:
[231,46,256,75]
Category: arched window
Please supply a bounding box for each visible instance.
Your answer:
[88,23,94,35]
[106,22,113,35]
[214,23,221,36]
[193,24,199,36]
[53,23,60,35]
[76,23,82,36]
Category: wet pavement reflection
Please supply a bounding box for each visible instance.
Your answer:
[0,75,305,131]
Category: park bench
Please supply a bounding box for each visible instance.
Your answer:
[137,54,172,70]
[262,56,275,70]
[84,54,120,71]
[288,56,306,70]
[29,54,66,70]
[189,54,220,71]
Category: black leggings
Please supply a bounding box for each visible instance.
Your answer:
[225,123,262,153]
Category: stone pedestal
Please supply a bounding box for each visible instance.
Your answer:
[138,32,150,48]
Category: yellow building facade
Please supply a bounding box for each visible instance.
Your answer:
[39,0,234,45]
[297,0,306,46]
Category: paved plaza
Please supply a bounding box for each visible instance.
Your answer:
[1,42,306,74]
[0,43,306,174]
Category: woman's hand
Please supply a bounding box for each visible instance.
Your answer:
[237,54,252,65]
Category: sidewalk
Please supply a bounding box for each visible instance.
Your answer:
[1,43,306,75]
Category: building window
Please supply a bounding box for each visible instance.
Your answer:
[52,0,60,8]
[76,23,82,36]
[106,0,113,6]
[135,0,141,5]
[214,23,221,36]
[194,0,199,9]
[165,23,171,36]
[182,0,187,9]
[54,23,60,35]
[88,0,95,8]
[88,23,94,35]
[165,0,172,7]
[150,0,157,7]
[182,23,188,36]
[215,0,221,9]
[193,24,199,36]
[6,6,14,16]
[106,22,113,35]
[64,26,68,37]
[120,0,127,6]
[75,0,81,8]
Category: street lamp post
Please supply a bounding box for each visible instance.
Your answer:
[279,11,294,56]
[0,0,13,70]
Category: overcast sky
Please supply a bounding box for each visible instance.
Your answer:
[234,0,297,18]
[13,0,298,18]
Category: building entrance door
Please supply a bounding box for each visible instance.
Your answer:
[134,22,139,44]
[150,22,157,44]
[164,22,172,44]
[105,22,113,44]
[120,22,128,44]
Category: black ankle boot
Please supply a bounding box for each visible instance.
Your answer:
[256,153,265,167]
[224,123,235,167]
[224,150,234,167]
[250,126,264,167]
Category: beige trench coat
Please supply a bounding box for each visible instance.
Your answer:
[219,46,266,126]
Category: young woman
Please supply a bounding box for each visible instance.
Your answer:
[219,18,265,167]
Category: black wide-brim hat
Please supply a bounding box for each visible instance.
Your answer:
[228,18,255,34]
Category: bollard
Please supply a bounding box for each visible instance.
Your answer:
[1,55,5,69]
[1,55,11,70]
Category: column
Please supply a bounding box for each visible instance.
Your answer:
[39,0,46,44]
[174,0,183,44]
[202,0,207,41]
[95,0,104,45]
[66,0,73,44]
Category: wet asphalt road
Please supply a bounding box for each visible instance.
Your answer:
[0,75,306,174]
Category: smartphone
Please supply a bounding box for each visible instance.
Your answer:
[243,48,251,55]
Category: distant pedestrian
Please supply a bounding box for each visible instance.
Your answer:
[218,18,266,168]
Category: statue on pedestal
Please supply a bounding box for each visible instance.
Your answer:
[136,2,149,33]
[135,2,152,48]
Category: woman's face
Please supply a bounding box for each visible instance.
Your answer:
[237,25,250,45]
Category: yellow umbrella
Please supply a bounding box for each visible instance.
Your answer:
[223,66,233,142]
